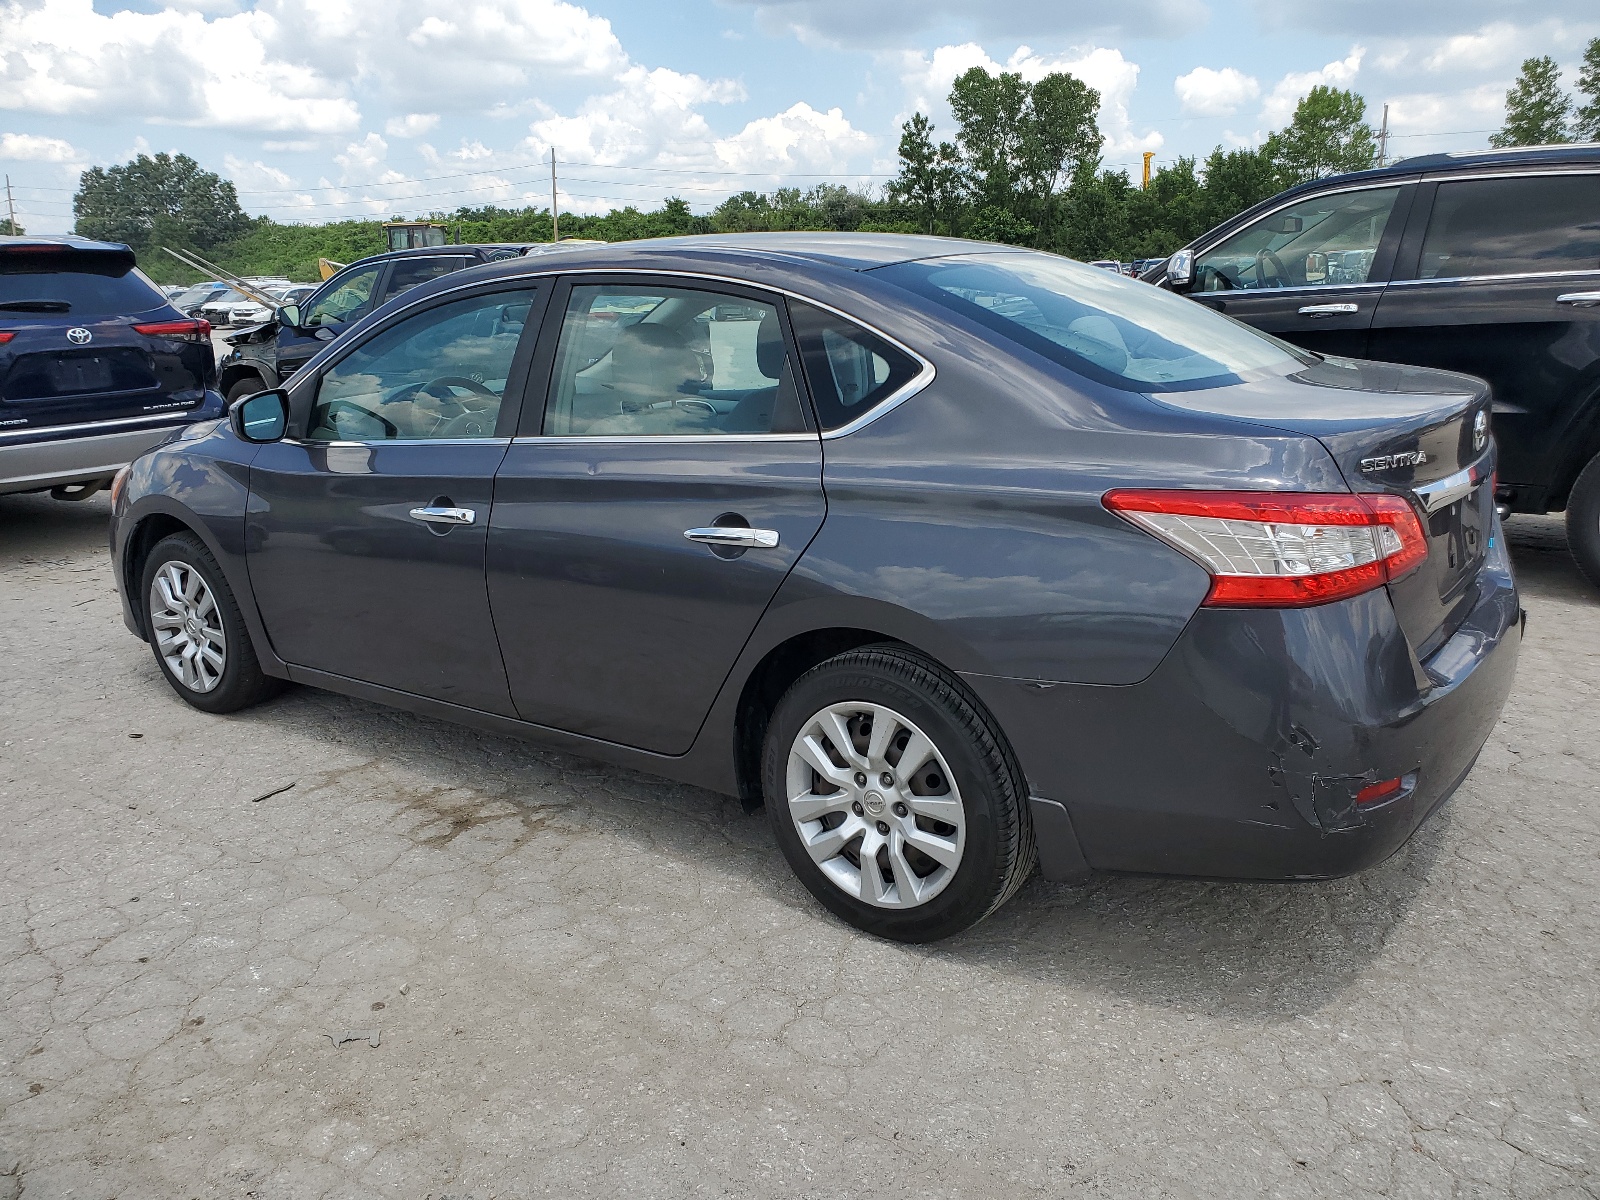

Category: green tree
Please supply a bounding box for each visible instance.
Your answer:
[948,67,1101,236]
[1265,86,1376,184]
[1491,56,1572,147]
[1199,145,1280,230]
[73,153,250,251]
[1573,37,1600,142]
[888,113,964,233]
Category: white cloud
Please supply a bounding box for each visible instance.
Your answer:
[1174,66,1260,117]
[714,103,875,173]
[527,65,743,168]
[1261,48,1365,126]
[385,113,441,138]
[0,132,79,162]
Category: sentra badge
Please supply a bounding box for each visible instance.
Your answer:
[1360,450,1430,472]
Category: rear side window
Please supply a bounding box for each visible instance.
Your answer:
[788,301,921,430]
[0,261,165,316]
[1419,174,1600,279]
[379,256,473,303]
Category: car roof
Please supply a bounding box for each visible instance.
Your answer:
[343,243,541,271]
[1269,142,1600,205]
[0,233,134,253]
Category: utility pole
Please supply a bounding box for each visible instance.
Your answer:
[4,175,16,235]
[550,149,559,243]
[1377,104,1390,168]
[1142,152,1154,190]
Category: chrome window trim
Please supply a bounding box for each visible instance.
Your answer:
[511,432,818,446]
[1194,280,1385,298]
[0,412,197,442]
[285,436,513,448]
[1388,268,1600,288]
[1419,166,1600,184]
[330,265,937,442]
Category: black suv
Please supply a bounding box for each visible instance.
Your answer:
[217,244,536,401]
[1,236,221,500]
[1148,145,1600,584]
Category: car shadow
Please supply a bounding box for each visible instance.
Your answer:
[1503,513,1593,603]
[0,491,113,560]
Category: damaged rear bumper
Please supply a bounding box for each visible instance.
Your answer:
[965,533,1521,882]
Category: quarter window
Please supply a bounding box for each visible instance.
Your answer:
[787,301,921,431]
[1195,186,1403,292]
[542,284,807,436]
[307,289,538,441]
[1418,174,1600,279]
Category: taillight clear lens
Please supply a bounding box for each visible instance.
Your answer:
[132,318,211,342]
[1104,490,1428,607]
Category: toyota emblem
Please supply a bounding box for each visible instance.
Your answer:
[66,327,92,345]
[1472,410,1489,453]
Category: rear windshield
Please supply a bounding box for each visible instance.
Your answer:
[0,261,166,317]
[877,251,1314,391]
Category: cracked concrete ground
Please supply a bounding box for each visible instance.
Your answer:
[0,492,1596,1200]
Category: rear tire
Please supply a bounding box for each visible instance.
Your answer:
[1566,452,1600,590]
[138,532,284,714]
[762,644,1035,942]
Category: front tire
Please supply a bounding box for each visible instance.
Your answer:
[139,532,284,713]
[762,645,1035,942]
[1566,452,1600,589]
[225,376,266,404]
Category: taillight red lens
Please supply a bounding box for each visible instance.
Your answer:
[0,331,14,344]
[1355,776,1405,805]
[1103,490,1429,608]
[132,318,211,342]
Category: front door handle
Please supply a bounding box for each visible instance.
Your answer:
[1556,292,1600,308]
[410,505,476,526]
[1298,303,1360,317]
[685,526,779,549]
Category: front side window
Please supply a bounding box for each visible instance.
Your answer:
[542,283,807,436]
[304,264,381,328]
[1418,174,1600,280]
[307,288,537,441]
[379,256,472,304]
[1195,186,1403,292]
[879,251,1313,391]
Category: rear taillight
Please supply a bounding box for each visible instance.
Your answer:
[1104,490,1428,608]
[0,331,14,344]
[132,318,211,343]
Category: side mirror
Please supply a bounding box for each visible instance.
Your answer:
[230,388,290,444]
[1167,248,1195,288]
[1304,251,1329,284]
[276,304,301,329]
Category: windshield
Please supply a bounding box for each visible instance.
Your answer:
[878,251,1314,391]
[0,265,166,317]
[171,283,224,309]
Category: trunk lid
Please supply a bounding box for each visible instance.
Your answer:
[1148,356,1494,660]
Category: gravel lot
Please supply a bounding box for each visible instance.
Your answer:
[0,493,1596,1199]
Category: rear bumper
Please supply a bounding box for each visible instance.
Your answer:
[967,528,1521,881]
[0,423,184,495]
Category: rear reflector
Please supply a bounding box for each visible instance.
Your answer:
[1355,776,1406,805]
[132,317,211,342]
[1103,490,1428,607]
[0,331,14,344]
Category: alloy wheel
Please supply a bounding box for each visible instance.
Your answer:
[148,560,227,693]
[785,701,966,908]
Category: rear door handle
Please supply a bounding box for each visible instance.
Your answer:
[1556,292,1600,308]
[684,526,779,549]
[1297,303,1360,317]
[410,505,476,525]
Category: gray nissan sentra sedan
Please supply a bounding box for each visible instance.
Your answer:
[107,234,1520,942]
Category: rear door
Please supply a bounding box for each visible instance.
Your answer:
[486,275,825,754]
[1368,170,1600,509]
[1188,182,1414,357]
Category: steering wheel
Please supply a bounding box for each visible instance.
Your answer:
[421,376,496,399]
[384,377,498,417]
[433,408,499,438]
[1254,249,1291,288]
[319,398,398,439]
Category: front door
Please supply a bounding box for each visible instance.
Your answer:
[487,277,826,754]
[1368,171,1600,506]
[1187,182,1413,357]
[246,284,544,714]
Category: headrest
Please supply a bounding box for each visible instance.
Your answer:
[756,310,786,379]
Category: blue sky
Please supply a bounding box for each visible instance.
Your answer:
[2,0,1597,233]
